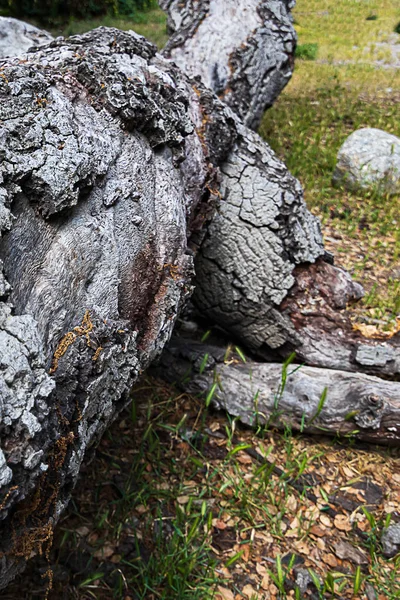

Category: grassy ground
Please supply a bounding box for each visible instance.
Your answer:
[5,2,400,599]
[47,7,169,48]
[294,0,400,64]
[260,0,400,330]
[5,379,400,599]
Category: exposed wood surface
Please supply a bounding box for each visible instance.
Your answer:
[160,0,297,129]
[154,336,400,445]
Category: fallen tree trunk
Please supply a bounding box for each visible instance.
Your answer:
[192,129,400,378]
[0,6,398,591]
[153,336,400,445]
[0,16,320,586]
[159,1,400,379]
[160,0,297,129]
[0,27,235,588]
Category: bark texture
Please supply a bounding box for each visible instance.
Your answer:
[160,0,297,129]
[0,27,235,588]
[0,16,53,58]
[193,121,325,352]
[154,336,400,445]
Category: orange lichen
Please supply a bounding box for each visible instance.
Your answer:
[50,311,95,374]
[49,331,77,374]
[0,486,19,512]
[92,346,103,362]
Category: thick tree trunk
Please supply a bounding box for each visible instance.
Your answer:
[0,27,237,588]
[153,336,400,445]
[160,0,297,129]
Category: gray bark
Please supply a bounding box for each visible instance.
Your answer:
[192,139,400,377]
[0,27,237,588]
[160,0,297,129]
[0,16,53,58]
[159,1,400,379]
[153,336,400,445]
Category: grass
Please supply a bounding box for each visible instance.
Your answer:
[259,1,400,325]
[47,7,168,49]
[293,0,400,64]
[5,379,400,599]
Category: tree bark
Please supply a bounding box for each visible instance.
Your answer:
[153,336,400,445]
[160,0,297,129]
[0,27,237,588]
[0,16,53,58]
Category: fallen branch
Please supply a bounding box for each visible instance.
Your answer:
[153,336,400,445]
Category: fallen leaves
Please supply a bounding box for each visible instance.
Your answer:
[13,377,399,600]
[334,514,352,532]
[216,586,235,600]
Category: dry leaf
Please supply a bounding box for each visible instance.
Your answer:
[213,519,228,530]
[320,514,332,528]
[285,530,299,538]
[334,515,352,532]
[237,453,253,465]
[333,540,369,565]
[177,495,190,505]
[74,526,90,537]
[341,466,355,479]
[216,586,235,600]
[242,544,250,562]
[322,553,338,568]
[93,543,115,560]
[261,572,270,590]
[316,538,326,550]
[310,525,326,537]
[242,584,258,598]
[293,540,310,554]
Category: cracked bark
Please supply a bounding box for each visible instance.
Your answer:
[191,125,400,379]
[0,27,237,588]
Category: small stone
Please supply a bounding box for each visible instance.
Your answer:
[381,523,400,558]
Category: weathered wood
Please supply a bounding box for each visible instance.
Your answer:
[0,27,237,588]
[160,0,297,129]
[159,1,400,380]
[154,336,400,445]
[0,16,319,586]
[192,138,400,377]
[0,16,53,58]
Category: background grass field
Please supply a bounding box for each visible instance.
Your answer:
[4,2,400,599]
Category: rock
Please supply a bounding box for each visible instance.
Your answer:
[0,17,53,58]
[333,128,400,195]
[381,523,400,557]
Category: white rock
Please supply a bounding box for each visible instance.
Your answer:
[333,128,400,195]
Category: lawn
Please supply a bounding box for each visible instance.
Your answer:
[4,2,400,599]
[260,0,400,329]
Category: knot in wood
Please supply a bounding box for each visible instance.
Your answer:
[354,395,385,430]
